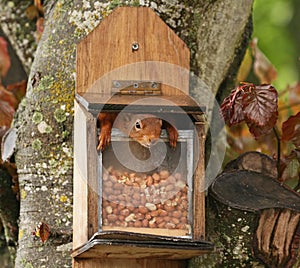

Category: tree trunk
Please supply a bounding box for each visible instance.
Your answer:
[1,0,255,267]
[13,1,76,266]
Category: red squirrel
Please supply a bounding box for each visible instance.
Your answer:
[97,112,178,151]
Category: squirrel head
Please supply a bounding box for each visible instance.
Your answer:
[115,113,162,148]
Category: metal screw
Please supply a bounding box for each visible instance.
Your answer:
[132,42,139,51]
[113,81,121,88]
[151,82,157,88]
[133,83,139,88]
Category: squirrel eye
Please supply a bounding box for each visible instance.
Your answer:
[135,120,142,130]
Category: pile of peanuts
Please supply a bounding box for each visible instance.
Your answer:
[102,167,190,231]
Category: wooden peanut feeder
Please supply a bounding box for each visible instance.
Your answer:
[73,7,213,268]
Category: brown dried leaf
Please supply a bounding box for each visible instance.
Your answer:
[0,37,11,78]
[220,87,244,126]
[0,100,14,127]
[0,84,18,108]
[35,17,45,42]
[39,222,50,243]
[282,111,300,148]
[246,116,277,139]
[6,80,27,105]
[221,83,278,138]
[242,84,278,127]
[25,5,39,20]
[34,222,50,243]
[288,82,300,105]
[0,126,9,142]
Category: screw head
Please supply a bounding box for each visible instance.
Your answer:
[113,81,121,88]
[151,82,157,88]
[132,42,139,51]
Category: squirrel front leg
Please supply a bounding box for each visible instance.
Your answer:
[97,113,117,151]
[163,120,178,148]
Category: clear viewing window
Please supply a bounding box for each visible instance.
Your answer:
[99,129,194,238]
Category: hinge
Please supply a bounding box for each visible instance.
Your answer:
[111,80,162,96]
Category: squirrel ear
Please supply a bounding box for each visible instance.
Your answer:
[135,119,143,130]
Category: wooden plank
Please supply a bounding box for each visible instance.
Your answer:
[86,107,99,239]
[73,258,187,268]
[73,102,89,249]
[193,123,206,240]
[73,242,211,260]
[76,7,190,98]
[102,226,189,238]
[72,232,213,260]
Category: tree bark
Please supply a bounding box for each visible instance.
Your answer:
[13,1,76,267]
[0,0,256,267]
[0,0,37,74]
[0,165,19,264]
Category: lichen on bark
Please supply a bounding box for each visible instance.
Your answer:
[14,1,76,267]
[188,196,264,268]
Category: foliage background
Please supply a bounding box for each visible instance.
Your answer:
[253,0,299,90]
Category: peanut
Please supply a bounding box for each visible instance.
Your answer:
[146,176,153,186]
[142,219,149,227]
[150,210,159,217]
[165,222,176,229]
[125,180,133,186]
[155,217,164,224]
[171,217,180,225]
[138,206,148,214]
[152,173,160,182]
[158,209,168,217]
[134,220,142,227]
[107,214,118,222]
[172,211,182,218]
[106,206,113,214]
[120,208,130,217]
[159,170,170,179]
[145,203,156,211]
[158,222,166,228]
[132,192,141,201]
[134,213,144,220]
[165,184,174,192]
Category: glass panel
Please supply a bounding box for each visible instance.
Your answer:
[100,130,193,238]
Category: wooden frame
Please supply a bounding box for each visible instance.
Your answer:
[73,6,213,267]
[73,101,209,250]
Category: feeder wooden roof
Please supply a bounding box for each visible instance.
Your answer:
[76,7,204,114]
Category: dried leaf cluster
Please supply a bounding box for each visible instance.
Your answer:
[221,39,300,193]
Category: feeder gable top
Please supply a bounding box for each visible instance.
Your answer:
[76,7,190,96]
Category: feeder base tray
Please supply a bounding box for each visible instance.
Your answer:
[72,231,213,260]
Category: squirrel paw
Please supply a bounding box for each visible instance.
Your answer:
[97,130,111,151]
[168,126,178,149]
